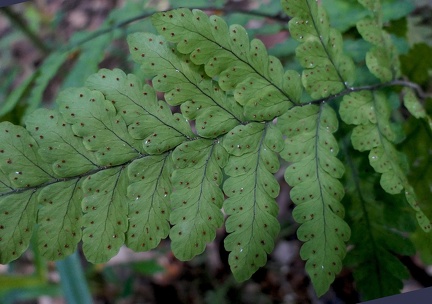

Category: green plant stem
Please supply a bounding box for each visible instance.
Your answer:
[56,251,93,304]
[61,12,154,52]
[61,7,289,52]
[0,6,50,54]
[198,7,291,23]
[0,155,145,198]
[305,79,430,106]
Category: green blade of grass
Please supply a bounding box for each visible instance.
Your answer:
[56,251,93,304]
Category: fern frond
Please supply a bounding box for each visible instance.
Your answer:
[343,150,415,300]
[277,104,350,296]
[127,32,244,137]
[356,0,400,82]
[222,122,282,281]
[0,69,197,264]
[282,0,355,99]
[170,139,227,260]
[340,91,431,231]
[151,8,299,120]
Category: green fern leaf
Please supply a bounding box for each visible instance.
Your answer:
[37,180,83,260]
[356,0,400,82]
[365,46,394,82]
[0,124,42,259]
[127,32,244,137]
[403,88,432,130]
[356,19,384,45]
[0,114,88,263]
[343,152,415,301]
[0,122,54,187]
[278,104,350,296]
[0,191,38,263]
[151,8,297,120]
[25,109,98,177]
[170,139,227,260]
[126,153,173,251]
[340,91,431,231]
[357,0,381,12]
[1,68,196,264]
[222,122,282,281]
[282,0,355,99]
[57,87,144,165]
[81,167,129,263]
[85,68,194,152]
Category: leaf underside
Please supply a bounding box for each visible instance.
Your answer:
[0,8,288,283]
[0,2,430,302]
[277,104,350,296]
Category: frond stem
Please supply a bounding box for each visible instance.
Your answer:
[59,7,289,53]
[302,79,430,107]
[0,6,51,54]
[197,7,290,23]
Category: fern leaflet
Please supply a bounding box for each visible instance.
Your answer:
[0,190,38,263]
[81,166,129,263]
[277,104,350,296]
[356,0,400,82]
[403,88,432,131]
[282,0,355,99]
[222,122,282,281]
[126,154,172,252]
[340,90,431,231]
[37,180,83,260]
[170,139,227,260]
